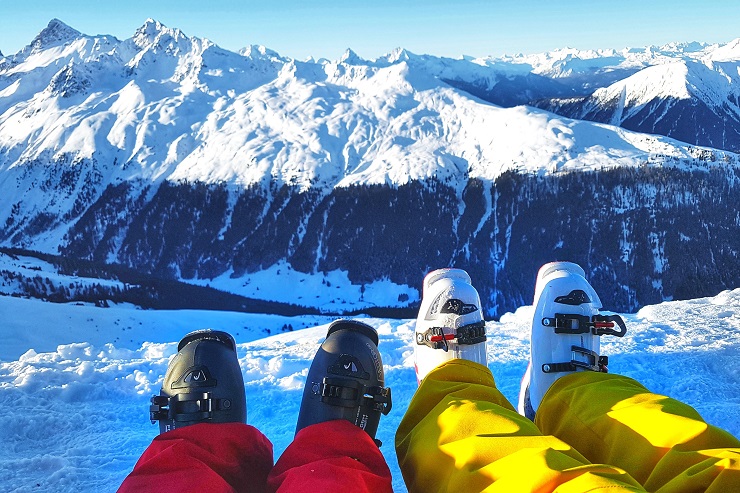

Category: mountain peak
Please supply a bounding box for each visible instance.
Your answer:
[339,48,364,65]
[387,47,412,63]
[30,19,82,51]
[240,44,281,59]
[132,18,187,48]
[137,18,166,35]
[707,37,740,62]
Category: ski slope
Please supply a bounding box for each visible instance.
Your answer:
[1,289,739,492]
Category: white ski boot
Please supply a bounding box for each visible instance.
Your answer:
[518,262,626,420]
[414,268,487,383]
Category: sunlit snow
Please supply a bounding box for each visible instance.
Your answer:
[1,289,739,492]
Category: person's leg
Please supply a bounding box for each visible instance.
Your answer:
[518,262,740,491]
[395,358,645,493]
[537,371,740,492]
[267,420,392,493]
[119,423,273,493]
[120,330,273,493]
[293,320,391,442]
[268,319,393,493]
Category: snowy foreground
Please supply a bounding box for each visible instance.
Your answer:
[1,291,739,492]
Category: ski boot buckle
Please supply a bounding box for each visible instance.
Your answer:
[416,321,486,351]
[150,392,225,424]
[542,314,627,337]
[542,346,609,374]
[317,378,392,415]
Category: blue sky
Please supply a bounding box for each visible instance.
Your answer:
[2,0,739,60]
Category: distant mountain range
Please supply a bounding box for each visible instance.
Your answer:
[1,19,738,317]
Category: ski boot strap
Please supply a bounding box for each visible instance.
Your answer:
[416,321,486,351]
[542,313,627,337]
[315,377,393,415]
[150,392,235,423]
[542,346,610,374]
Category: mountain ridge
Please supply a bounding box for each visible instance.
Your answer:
[2,19,738,194]
[1,19,739,317]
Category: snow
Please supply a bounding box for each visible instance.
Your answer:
[490,40,737,81]
[1,288,739,492]
[188,261,419,313]
[588,58,740,112]
[2,19,739,209]
[593,62,692,106]
[0,251,125,300]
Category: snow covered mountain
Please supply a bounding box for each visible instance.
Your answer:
[372,40,740,154]
[1,20,739,317]
[2,19,738,196]
[538,54,740,152]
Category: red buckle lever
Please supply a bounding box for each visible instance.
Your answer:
[593,321,615,329]
[429,334,455,343]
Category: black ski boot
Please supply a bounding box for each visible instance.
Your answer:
[149,329,247,434]
[295,319,392,446]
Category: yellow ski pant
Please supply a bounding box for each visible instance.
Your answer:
[395,359,740,492]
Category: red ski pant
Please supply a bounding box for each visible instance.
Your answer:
[396,359,740,493]
[118,419,392,493]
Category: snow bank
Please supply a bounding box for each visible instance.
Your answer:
[1,290,739,492]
